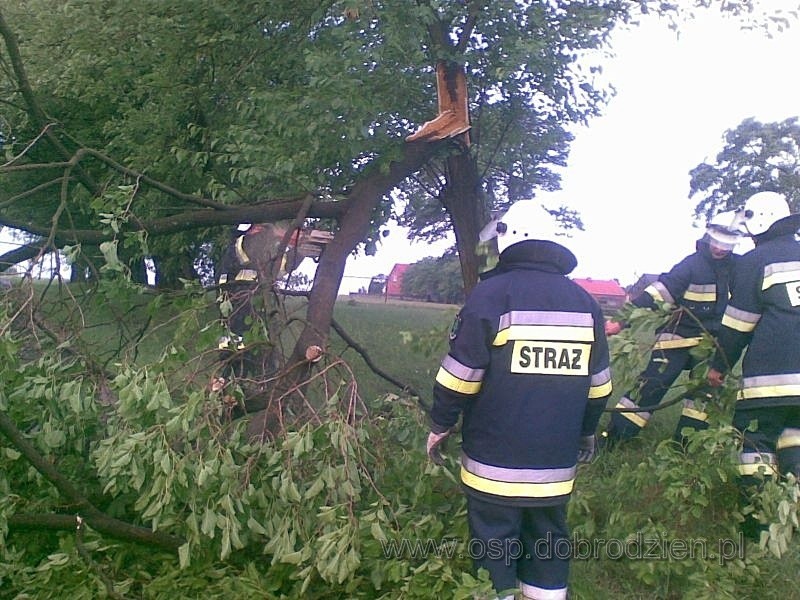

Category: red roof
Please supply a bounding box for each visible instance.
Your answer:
[572,278,626,297]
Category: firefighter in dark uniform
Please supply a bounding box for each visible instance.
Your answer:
[602,210,745,446]
[707,191,800,536]
[217,223,263,379]
[425,200,613,600]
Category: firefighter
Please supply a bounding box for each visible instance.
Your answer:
[707,191,800,537]
[216,222,312,381]
[425,200,613,600]
[217,223,263,380]
[602,210,745,447]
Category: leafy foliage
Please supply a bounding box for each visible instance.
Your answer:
[1,280,800,598]
[689,116,800,220]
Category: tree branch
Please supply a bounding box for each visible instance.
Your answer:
[0,410,184,552]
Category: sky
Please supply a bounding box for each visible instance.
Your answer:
[327,2,800,293]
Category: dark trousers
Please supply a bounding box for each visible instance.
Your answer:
[734,405,800,479]
[218,282,261,379]
[466,495,569,598]
[608,346,710,443]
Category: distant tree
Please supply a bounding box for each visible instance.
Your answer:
[402,255,464,305]
[689,116,800,220]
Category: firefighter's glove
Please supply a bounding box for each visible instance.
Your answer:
[426,431,450,466]
[577,435,597,464]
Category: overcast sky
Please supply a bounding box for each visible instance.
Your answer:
[332,2,800,293]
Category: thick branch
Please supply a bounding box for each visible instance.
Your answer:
[8,513,183,552]
[0,410,184,552]
[0,194,351,257]
[0,242,43,272]
[0,410,94,511]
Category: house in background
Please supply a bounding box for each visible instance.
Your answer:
[572,278,627,316]
[386,263,410,298]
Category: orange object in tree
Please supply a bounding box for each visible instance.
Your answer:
[406,61,470,145]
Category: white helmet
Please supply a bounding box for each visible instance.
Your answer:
[236,223,252,232]
[741,192,790,236]
[494,200,557,254]
[705,210,745,252]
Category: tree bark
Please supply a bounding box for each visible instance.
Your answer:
[441,150,486,294]
[244,141,439,439]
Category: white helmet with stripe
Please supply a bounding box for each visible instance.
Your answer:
[705,210,745,252]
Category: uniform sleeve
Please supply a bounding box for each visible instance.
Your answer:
[632,254,695,310]
[582,304,613,436]
[711,257,760,372]
[429,302,492,433]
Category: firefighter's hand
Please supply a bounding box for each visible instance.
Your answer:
[577,435,597,464]
[426,431,450,465]
[707,368,725,388]
[604,320,623,336]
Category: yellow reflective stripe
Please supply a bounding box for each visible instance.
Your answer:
[777,430,800,450]
[588,380,612,399]
[737,384,800,400]
[460,466,575,498]
[652,336,701,350]
[683,291,715,302]
[681,407,708,422]
[738,463,778,476]
[615,399,649,428]
[721,313,756,333]
[234,269,258,281]
[435,367,481,395]
[643,281,675,304]
[234,235,250,264]
[493,324,594,346]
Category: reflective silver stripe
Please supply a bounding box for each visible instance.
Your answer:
[520,582,567,600]
[590,367,612,387]
[777,428,800,450]
[738,373,800,400]
[494,311,595,345]
[647,281,674,305]
[684,283,716,302]
[681,399,708,421]
[498,310,595,328]
[589,367,613,399]
[461,454,576,484]
[738,451,778,476]
[616,396,650,428]
[721,306,760,333]
[440,354,484,382]
[762,261,800,291]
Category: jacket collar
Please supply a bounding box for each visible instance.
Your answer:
[481,239,577,280]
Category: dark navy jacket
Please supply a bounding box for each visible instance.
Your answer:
[712,232,800,410]
[631,240,737,350]
[429,240,612,507]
